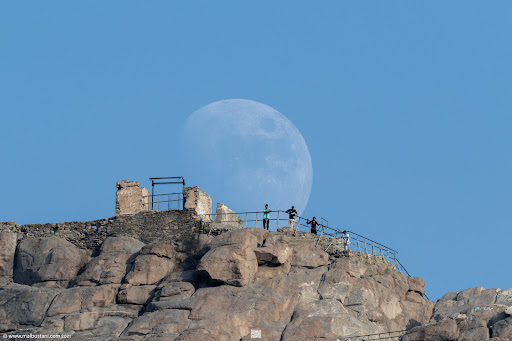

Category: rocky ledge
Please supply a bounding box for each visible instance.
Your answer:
[0,213,510,340]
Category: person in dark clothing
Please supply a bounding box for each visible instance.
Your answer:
[307,217,319,235]
[262,204,271,230]
[286,206,298,230]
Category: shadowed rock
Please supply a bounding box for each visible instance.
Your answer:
[125,242,178,285]
[13,237,88,287]
[0,284,61,332]
[75,236,144,286]
[197,245,258,287]
[0,232,17,283]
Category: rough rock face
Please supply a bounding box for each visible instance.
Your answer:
[13,237,88,287]
[0,284,61,332]
[0,220,439,340]
[125,241,178,285]
[0,232,17,283]
[402,286,512,341]
[75,236,144,286]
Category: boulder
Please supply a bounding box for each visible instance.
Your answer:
[272,266,328,304]
[254,233,292,265]
[46,284,119,317]
[75,252,134,286]
[424,286,512,340]
[402,319,459,341]
[75,237,144,286]
[210,229,258,250]
[281,299,378,340]
[183,284,298,341]
[0,232,17,283]
[291,245,329,268]
[406,291,425,304]
[125,254,176,285]
[491,316,512,339]
[66,314,132,338]
[254,244,291,265]
[345,284,376,307]
[255,261,292,280]
[263,233,291,245]
[61,305,138,338]
[469,304,508,326]
[100,236,145,254]
[0,284,61,331]
[13,237,88,286]
[120,309,190,338]
[408,277,425,296]
[197,245,258,287]
[496,289,512,306]
[245,228,269,247]
[162,270,198,284]
[457,315,489,341]
[156,281,195,301]
[117,285,156,305]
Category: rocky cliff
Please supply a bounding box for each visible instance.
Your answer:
[0,211,510,340]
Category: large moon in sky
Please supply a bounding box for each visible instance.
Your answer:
[181,99,313,215]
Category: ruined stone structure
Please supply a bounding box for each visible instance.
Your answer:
[116,180,214,220]
[115,180,149,216]
[214,202,243,229]
[183,186,212,219]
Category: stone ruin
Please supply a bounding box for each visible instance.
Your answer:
[183,186,212,220]
[115,180,241,228]
[214,202,243,229]
[115,180,149,216]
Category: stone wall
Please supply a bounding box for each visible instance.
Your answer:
[115,180,150,216]
[0,210,203,251]
[214,202,242,229]
[183,186,212,220]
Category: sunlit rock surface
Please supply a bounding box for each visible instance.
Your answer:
[1,210,508,340]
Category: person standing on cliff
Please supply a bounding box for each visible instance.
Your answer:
[262,204,271,230]
[342,230,350,253]
[286,206,298,230]
[307,217,318,235]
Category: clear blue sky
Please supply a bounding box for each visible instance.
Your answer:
[1,2,511,301]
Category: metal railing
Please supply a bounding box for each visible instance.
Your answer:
[199,210,400,269]
[198,209,427,299]
[342,329,406,341]
[144,193,183,211]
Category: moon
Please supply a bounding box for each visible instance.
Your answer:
[181,99,313,216]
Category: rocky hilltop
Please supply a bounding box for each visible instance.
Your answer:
[0,209,511,340]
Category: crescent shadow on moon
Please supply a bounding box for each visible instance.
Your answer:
[181,99,313,216]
